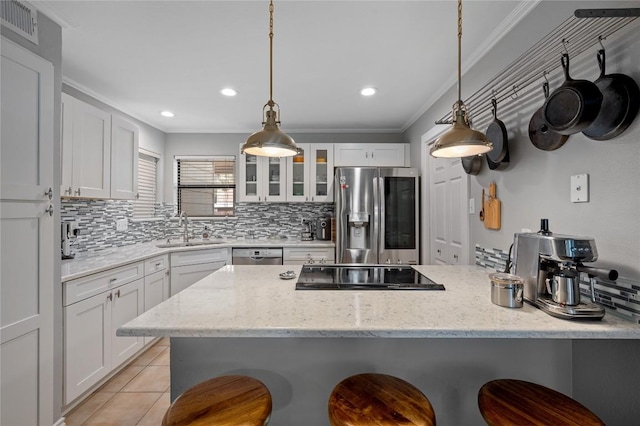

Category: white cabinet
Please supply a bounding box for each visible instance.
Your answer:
[110,116,139,200]
[286,143,334,202]
[283,247,335,265]
[334,143,407,167]
[238,145,287,202]
[1,38,55,426]
[143,255,169,345]
[170,248,231,296]
[61,93,111,198]
[61,93,139,200]
[63,262,145,404]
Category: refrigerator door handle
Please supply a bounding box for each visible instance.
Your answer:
[378,176,386,256]
[373,175,380,261]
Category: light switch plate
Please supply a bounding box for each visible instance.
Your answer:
[116,219,128,231]
[469,198,475,215]
[571,174,589,203]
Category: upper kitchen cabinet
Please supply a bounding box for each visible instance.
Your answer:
[61,93,139,200]
[61,93,111,198]
[334,143,407,167]
[110,116,139,200]
[286,143,334,202]
[238,144,287,202]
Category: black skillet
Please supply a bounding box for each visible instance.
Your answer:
[485,99,509,170]
[529,81,569,151]
[582,49,640,140]
[461,155,482,175]
[543,53,603,135]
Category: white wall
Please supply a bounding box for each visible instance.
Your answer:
[407,0,640,280]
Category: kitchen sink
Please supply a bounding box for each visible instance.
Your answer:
[156,240,225,248]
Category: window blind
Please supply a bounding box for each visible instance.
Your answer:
[133,153,157,218]
[177,157,235,217]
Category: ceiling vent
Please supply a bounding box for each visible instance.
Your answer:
[1,0,38,45]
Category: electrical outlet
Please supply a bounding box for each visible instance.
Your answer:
[116,219,128,231]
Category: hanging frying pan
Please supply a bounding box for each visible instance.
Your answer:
[485,99,510,170]
[461,155,482,175]
[582,49,640,140]
[529,81,569,151]
[543,53,603,135]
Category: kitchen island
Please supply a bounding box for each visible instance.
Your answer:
[118,265,640,425]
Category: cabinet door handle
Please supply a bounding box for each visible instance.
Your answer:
[135,193,140,199]
[453,254,459,260]
[115,289,121,298]
[74,188,81,196]
[365,152,369,159]
[65,186,72,195]
[107,293,113,302]
[45,187,53,200]
[45,205,54,216]
[155,262,162,267]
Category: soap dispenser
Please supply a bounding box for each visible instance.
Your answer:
[202,226,211,240]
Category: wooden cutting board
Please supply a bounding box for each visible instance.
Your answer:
[484,182,501,230]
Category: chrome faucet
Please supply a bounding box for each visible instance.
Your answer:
[178,211,189,243]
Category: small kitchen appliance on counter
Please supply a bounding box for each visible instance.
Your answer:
[61,222,78,260]
[489,273,524,308]
[513,219,618,320]
[316,217,332,241]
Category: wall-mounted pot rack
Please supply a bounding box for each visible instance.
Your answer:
[435,8,640,128]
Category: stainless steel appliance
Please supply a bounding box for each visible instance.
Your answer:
[513,219,618,320]
[232,248,283,265]
[61,222,78,260]
[335,167,419,264]
[295,265,444,290]
[315,217,332,241]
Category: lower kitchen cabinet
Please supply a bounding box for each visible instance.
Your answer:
[283,247,335,265]
[64,278,144,404]
[143,255,170,346]
[170,248,231,296]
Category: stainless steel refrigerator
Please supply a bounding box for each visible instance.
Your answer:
[335,167,419,264]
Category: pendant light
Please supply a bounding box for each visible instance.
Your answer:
[242,0,298,158]
[430,0,492,158]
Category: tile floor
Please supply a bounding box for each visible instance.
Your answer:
[65,338,171,426]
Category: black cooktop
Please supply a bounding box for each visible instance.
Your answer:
[295,265,445,290]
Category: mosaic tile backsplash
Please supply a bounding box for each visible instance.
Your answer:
[475,244,640,324]
[61,199,334,254]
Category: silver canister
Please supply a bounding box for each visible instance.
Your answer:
[489,273,524,308]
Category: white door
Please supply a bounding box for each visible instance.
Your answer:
[111,279,144,368]
[110,116,139,200]
[423,125,470,266]
[1,38,54,426]
[64,291,112,404]
[429,156,469,265]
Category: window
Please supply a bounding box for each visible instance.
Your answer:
[177,156,235,217]
[133,152,158,218]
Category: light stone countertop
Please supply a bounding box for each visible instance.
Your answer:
[118,265,640,339]
[61,239,335,282]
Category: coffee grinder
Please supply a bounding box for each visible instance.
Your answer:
[513,219,617,320]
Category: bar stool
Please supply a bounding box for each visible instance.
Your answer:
[478,379,604,426]
[162,375,272,426]
[328,373,436,426]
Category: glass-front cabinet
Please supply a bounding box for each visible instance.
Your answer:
[286,143,333,202]
[238,145,286,202]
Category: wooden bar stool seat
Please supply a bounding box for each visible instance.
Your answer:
[478,379,604,426]
[328,373,436,426]
[162,375,272,426]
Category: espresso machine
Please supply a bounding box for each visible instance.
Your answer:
[513,219,618,320]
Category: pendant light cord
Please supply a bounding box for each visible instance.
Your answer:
[457,0,462,103]
[268,0,275,108]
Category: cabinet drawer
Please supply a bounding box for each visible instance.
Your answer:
[170,247,230,267]
[144,255,168,275]
[64,262,144,306]
[283,247,335,262]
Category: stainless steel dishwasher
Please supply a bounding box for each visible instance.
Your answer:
[232,248,283,265]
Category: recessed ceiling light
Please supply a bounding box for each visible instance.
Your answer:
[160,111,175,118]
[360,87,377,96]
[220,88,238,97]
